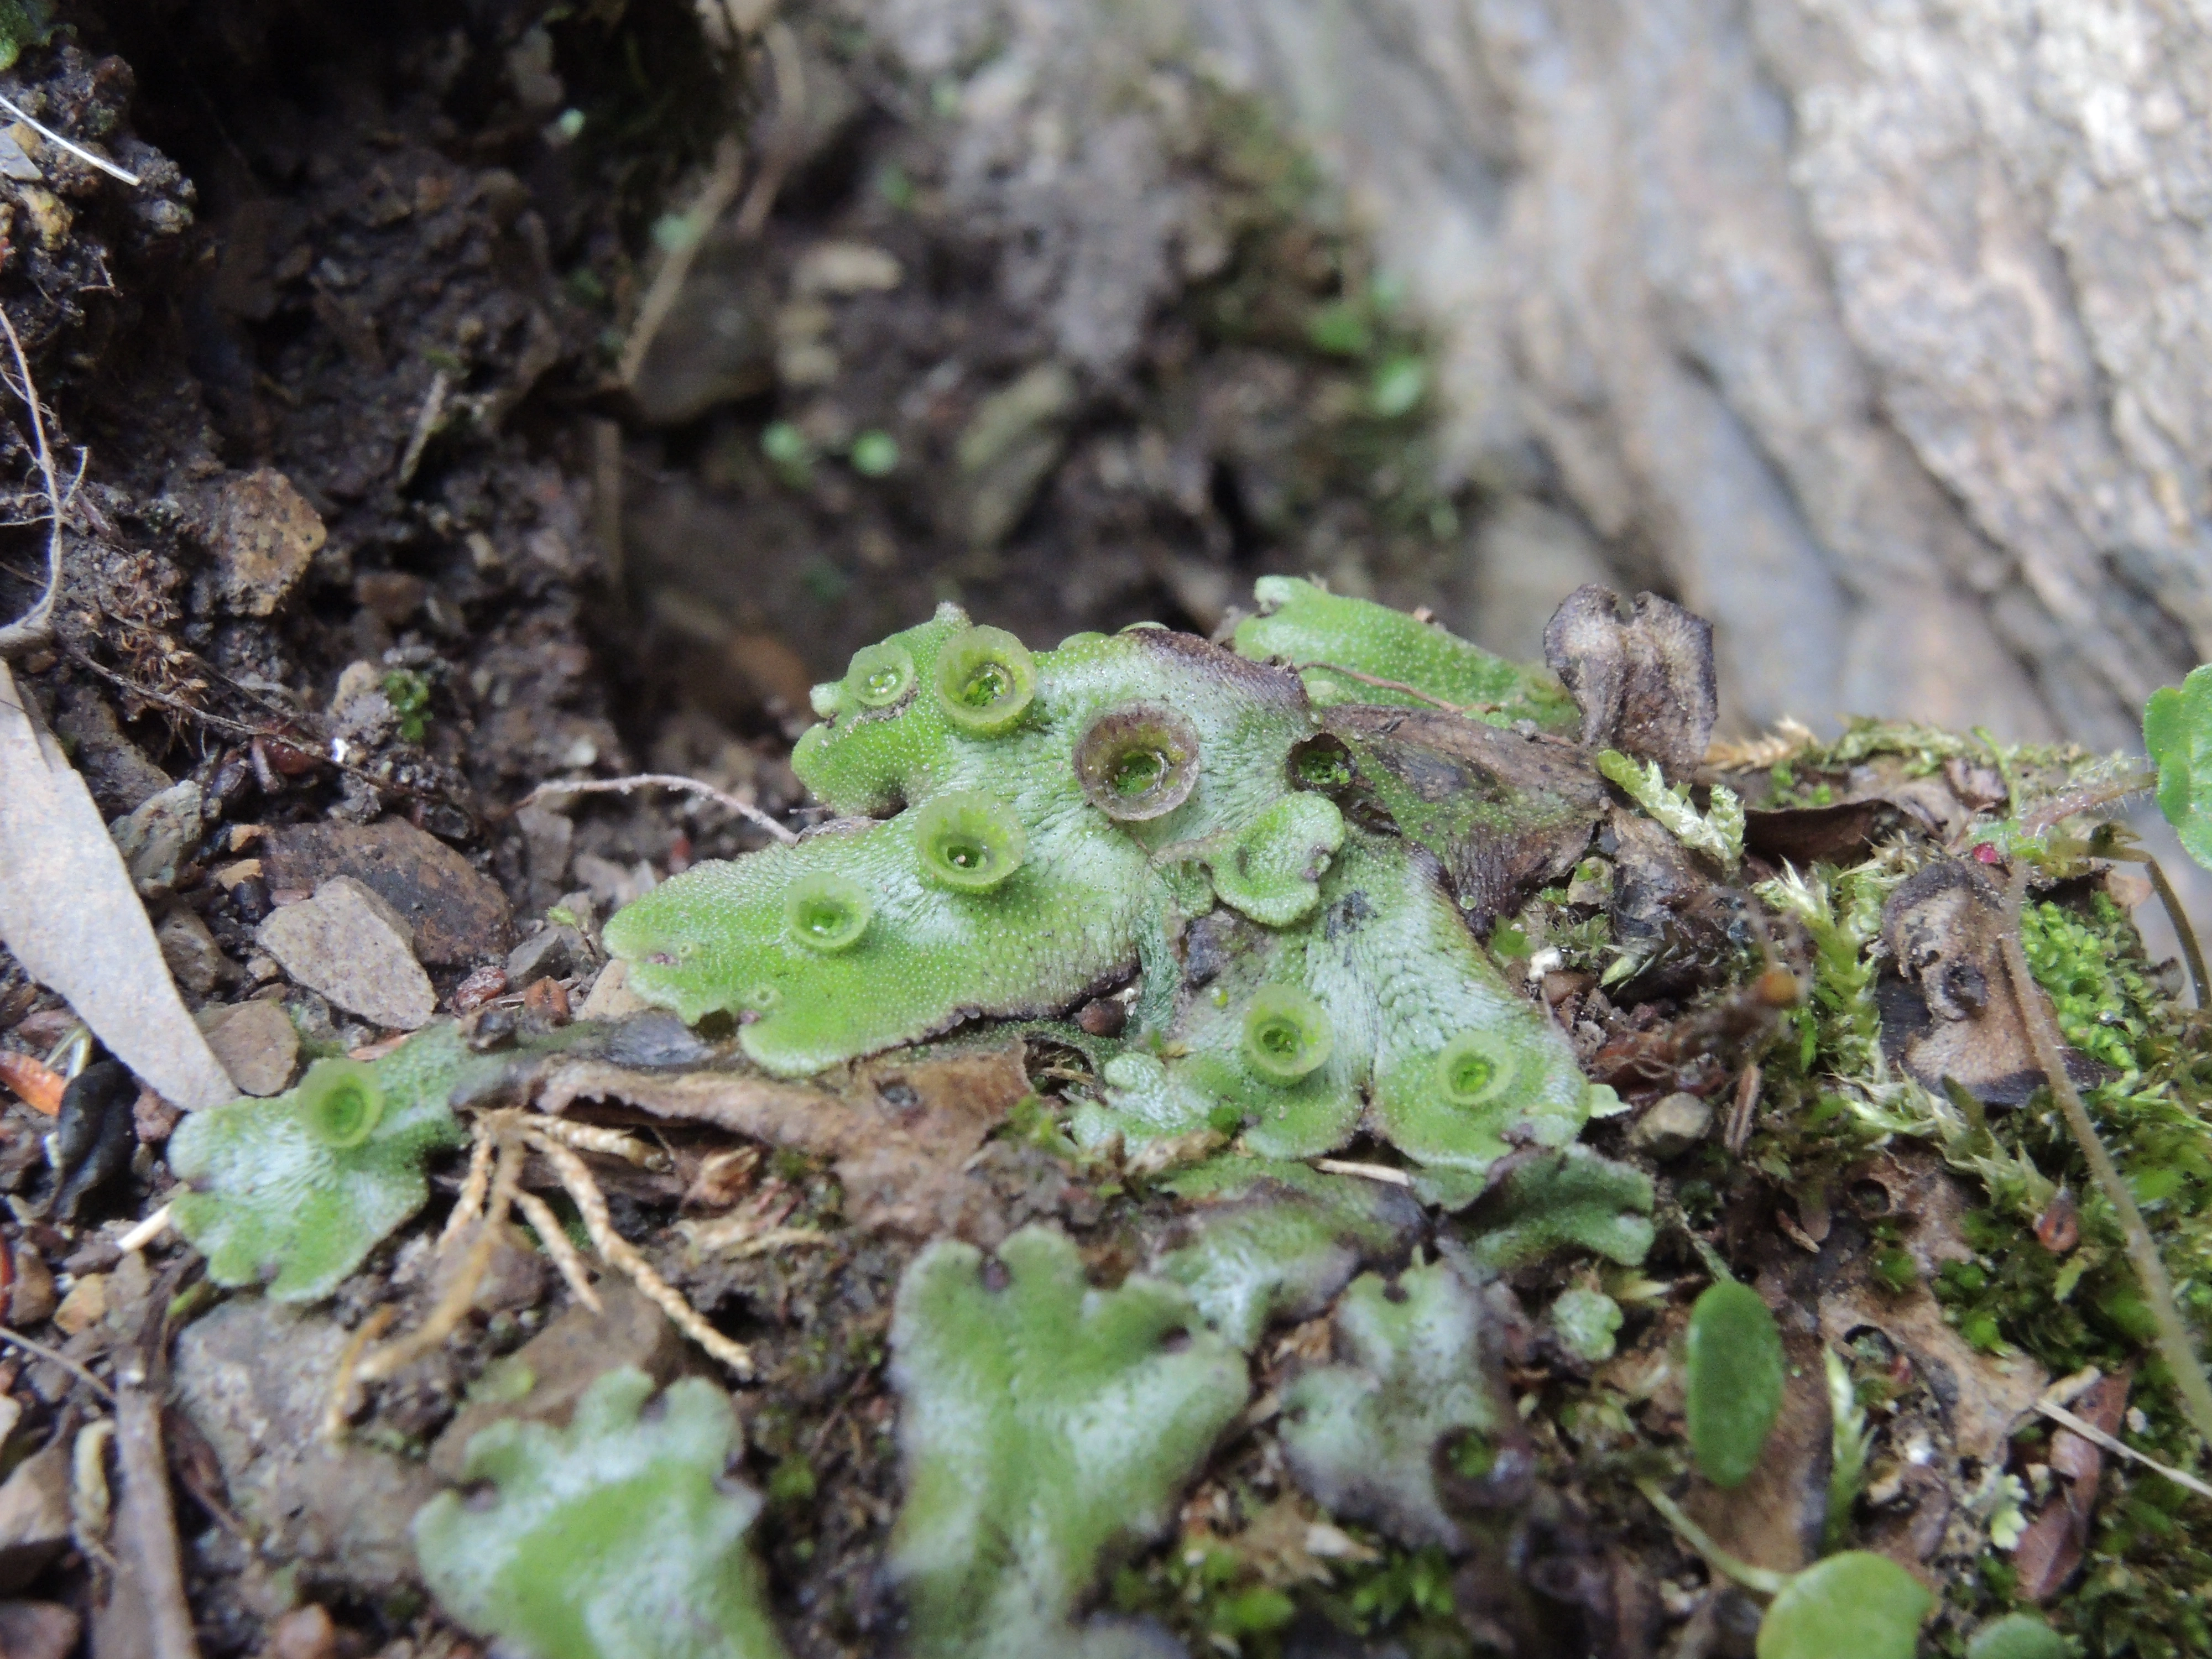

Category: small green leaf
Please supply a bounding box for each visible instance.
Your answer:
[1755,1552,1932,1659]
[849,430,900,476]
[1686,1280,1785,1489]
[1965,1612,2068,1659]
[1550,1286,1623,1363]
[2145,665,2212,869]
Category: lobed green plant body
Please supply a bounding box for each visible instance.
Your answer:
[1231,577,1574,727]
[413,1368,785,1659]
[169,1024,478,1301]
[885,1224,1249,1658]
[604,591,1603,1187]
[1151,1155,1424,1350]
[1279,1260,1500,1548]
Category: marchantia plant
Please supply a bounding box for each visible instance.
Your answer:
[601,578,1676,1194]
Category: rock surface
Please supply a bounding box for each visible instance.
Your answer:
[171,1300,442,1591]
[196,998,301,1097]
[256,877,436,1031]
[257,818,512,967]
[0,1447,71,1594]
[873,0,2206,752]
[208,468,327,617]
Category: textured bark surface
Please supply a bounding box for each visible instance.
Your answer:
[875,0,2209,747]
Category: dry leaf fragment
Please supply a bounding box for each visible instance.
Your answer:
[0,663,233,1109]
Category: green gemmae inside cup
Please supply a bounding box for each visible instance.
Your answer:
[1073,703,1201,821]
[298,1057,385,1148]
[933,625,1037,735]
[1434,1030,1518,1106]
[784,872,873,952]
[1241,985,1333,1084]
[914,791,1028,891]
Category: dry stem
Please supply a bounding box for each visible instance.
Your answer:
[518,771,796,843]
[0,305,71,658]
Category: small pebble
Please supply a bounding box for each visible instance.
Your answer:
[257,877,435,1030]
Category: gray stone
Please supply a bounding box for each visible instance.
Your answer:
[257,877,435,1031]
[0,1446,70,1594]
[505,921,586,986]
[196,998,300,1097]
[1628,1092,1714,1161]
[156,907,226,997]
[53,685,169,816]
[427,1282,682,1481]
[172,1300,442,1591]
[107,781,202,892]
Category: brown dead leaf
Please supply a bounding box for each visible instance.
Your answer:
[2013,1371,2130,1603]
[1544,585,1717,783]
[534,1041,1032,1239]
[1323,705,1603,926]
[0,664,233,1109]
[1876,860,2100,1105]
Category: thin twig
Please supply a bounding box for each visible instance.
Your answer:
[1634,1477,1789,1596]
[2036,1399,2212,1502]
[0,94,141,185]
[355,1137,522,1384]
[527,1130,754,1375]
[320,1307,396,1441]
[2104,843,2210,1011]
[394,368,450,489]
[518,772,796,843]
[0,304,67,657]
[730,22,806,240]
[2001,861,2212,1451]
[116,1203,171,1254]
[1312,1159,1413,1186]
[2145,854,2210,1013]
[617,135,747,388]
[113,1379,202,1659]
[0,1325,116,1400]
[436,1125,498,1252]
[513,1188,603,1313]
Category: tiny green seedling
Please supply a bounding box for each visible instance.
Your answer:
[1684,1279,1785,1489]
[2144,662,2212,869]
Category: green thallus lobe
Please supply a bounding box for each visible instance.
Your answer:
[603,589,1601,1177]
